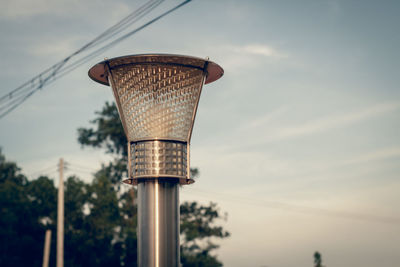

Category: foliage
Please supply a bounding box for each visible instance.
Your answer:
[78,101,127,156]
[180,202,230,267]
[0,101,230,266]
[314,251,325,267]
[0,150,130,266]
[0,149,229,266]
[0,150,55,267]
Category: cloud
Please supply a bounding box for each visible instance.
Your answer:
[231,44,288,59]
[342,147,400,165]
[30,36,83,58]
[0,0,130,20]
[265,101,400,141]
[211,43,288,72]
[244,106,289,129]
[1,0,74,18]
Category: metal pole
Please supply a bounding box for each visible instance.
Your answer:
[137,180,180,267]
[42,229,51,267]
[57,158,64,267]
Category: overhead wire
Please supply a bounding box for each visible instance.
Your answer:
[29,165,59,178]
[65,161,98,172]
[0,0,163,118]
[39,0,192,84]
[0,0,192,119]
[65,168,95,176]
[63,160,98,178]
[79,0,164,51]
[0,0,162,104]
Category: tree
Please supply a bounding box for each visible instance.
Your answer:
[0,150,55,267]
[78,102,230,266]
[0,149,132,267]
[180,202,230,267]
[0,101,230,266]
[68,173,122,267]
[314,251,325,267]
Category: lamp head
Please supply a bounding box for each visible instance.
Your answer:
[89,54,223,185]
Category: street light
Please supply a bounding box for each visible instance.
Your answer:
[88,54,223,267]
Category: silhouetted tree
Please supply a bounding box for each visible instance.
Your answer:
[0,150,55,266]
[314,251,325,267]
[0,101,229,266]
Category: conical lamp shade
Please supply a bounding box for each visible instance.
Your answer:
[89,54,223,142]
[89,54,223,184]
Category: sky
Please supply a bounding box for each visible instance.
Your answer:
[1,0,400,266]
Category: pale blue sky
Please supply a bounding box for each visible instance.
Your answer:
[1,1,400,266]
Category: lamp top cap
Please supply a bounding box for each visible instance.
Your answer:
[88,53,224,86]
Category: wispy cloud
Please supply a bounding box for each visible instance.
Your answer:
[265,101,400,141]
[30,36,83,58]
[230,44,287,59]
[342,147,400,165]
[214,43,288,72]
[245,106,289,129]
[1,0,75,18]
[1,0,129,19]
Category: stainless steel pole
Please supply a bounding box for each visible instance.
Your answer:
[137,180,180,267]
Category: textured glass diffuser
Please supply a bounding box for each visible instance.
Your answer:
[89,54,223,184]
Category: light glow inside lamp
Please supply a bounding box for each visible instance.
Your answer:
[88,54,223,267]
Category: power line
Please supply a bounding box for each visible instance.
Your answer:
[30,171,58,179]
[65,168,95,176]
[65,161,98,172]
[29,165,59,177]
[0,0,163,118]
[0,0,162,104]
[65,166,96,174]
[62,161,99,177]
[0,0,192,119]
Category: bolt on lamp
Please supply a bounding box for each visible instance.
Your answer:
[88,54,223,267]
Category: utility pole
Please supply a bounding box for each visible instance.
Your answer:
[57,158,64,267]
[42,229,51,267]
